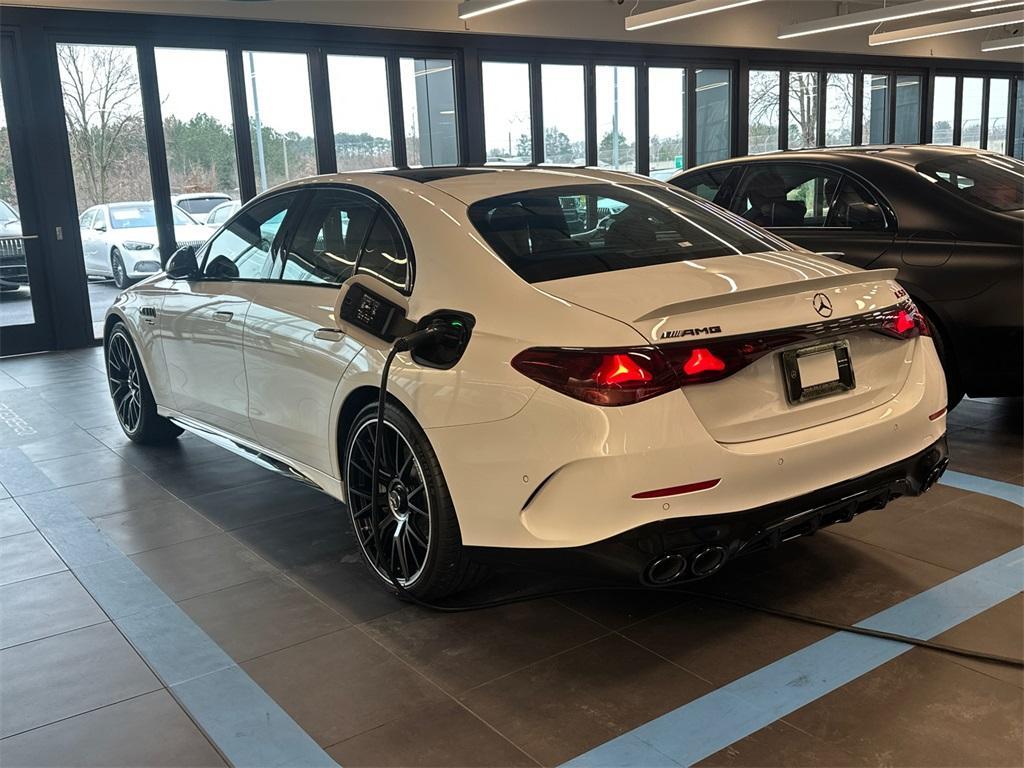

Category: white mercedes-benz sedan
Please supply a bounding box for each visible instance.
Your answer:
[104,167,949,599]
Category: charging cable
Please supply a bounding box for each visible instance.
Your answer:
[366,326,1023,670]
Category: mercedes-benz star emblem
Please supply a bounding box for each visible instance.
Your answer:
[812,293,833,318]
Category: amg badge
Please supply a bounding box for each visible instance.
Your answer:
[661,325,722,339]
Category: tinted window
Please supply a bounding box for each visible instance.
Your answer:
[733,164,842,227]
[357,210,410,290]
[283,189,379,285]
[178,197,228,215]
[468,183,777,284]
[674,167,731,202]
[918,155,1024,213]
[203,193,296,280]
[828,178,886,230]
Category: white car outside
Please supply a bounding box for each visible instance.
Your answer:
[103,168,949,599]
[203,200,241,231]
[79,202,211,288]
[172,192,233,224]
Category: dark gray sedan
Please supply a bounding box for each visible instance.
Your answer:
[670,146,1023,407]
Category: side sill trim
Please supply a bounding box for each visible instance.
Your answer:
[168,416,325,492]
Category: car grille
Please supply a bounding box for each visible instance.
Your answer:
[0,237,26,259]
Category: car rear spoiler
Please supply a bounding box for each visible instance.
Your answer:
[634,268,900,322]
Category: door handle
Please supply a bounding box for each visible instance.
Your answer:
[314,328,345,342]
[212,310,233,322]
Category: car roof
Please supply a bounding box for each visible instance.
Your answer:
[676,144,995,175]
[172,192,231,200]
[278,166,665,205]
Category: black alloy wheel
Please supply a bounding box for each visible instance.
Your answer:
[105,323,182,444]
[346,417,432,587]
[107,329,142,434]
[111,248,128,289]
[343,402,485,600]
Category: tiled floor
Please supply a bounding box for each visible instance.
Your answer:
[0,347,1020,767]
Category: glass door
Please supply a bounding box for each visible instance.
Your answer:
[0,34,55,355]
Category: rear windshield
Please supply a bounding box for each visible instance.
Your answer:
[917,155,1024,213]
[468,183,781,283]
[178,197,229,215]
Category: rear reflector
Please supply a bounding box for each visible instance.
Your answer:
[632,478,721,499]
[929,407,947,421]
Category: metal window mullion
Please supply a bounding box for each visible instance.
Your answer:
[386,55,408,168]
[636,64,650,174]
[852,71,864,145]
[923,67,936,144]
[309,49,337,175]
[1007,78,1018,157]
[227,47,257,202]
[887,71,898,144]
[816,69,827,147]
[952,75,963,145]
[779,69,789,151]
[585,62,597,166]
[736,59,749,157]
[530,61,544,164]
[686,67,697,168]
[136,44,176,264]
[980,77,990,149]
[456,49,481,165]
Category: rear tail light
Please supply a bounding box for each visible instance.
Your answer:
[510,348,676,406]
[513,302,926,407]
[876,304,931,339]
[511,337,793,406]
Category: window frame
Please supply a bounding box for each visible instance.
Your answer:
[275,184,416,294]
[728,161,894,233]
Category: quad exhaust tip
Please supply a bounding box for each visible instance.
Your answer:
[645,546,729,585]
[645,553,687,585]
[691,546,727,577]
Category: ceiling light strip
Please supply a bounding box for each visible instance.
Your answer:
[972,1,1024,10]
[457,0,530,20]
[626,0,764,30]
[778,0,991,39]
[868,9,1023,45]
[981,33,1024,48]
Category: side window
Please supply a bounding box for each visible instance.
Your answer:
[356,209,410,290]
[282,189,379,285]
[733,164,842,228]
[826,177,887,231]
[674,167,732,202]
[94,209,108,230]
[79,210,94,229]
[203,192,296,281]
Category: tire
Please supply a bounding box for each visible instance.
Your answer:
[343,401,485,601]
[111,248,129,289]
[106,322,183,444]
[921,308,965,410]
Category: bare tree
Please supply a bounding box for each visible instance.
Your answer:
[748,70,781,153]
[788,72,818,149]
[58,44,148,208]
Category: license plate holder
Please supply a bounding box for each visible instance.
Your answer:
[782,340,855,404]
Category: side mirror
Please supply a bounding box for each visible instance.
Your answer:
[166,245,198,280]
[94,223,107,232]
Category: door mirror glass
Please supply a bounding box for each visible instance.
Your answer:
[166,245,198,279]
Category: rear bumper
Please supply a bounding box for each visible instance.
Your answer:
[467,436,949,584]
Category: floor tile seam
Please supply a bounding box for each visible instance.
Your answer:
[454,630,619,699]
[0,685,165,742]
[0,618,111,653]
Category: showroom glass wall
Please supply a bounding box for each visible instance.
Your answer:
[0,6,1019,353]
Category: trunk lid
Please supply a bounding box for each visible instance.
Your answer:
[536,252,917,443]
